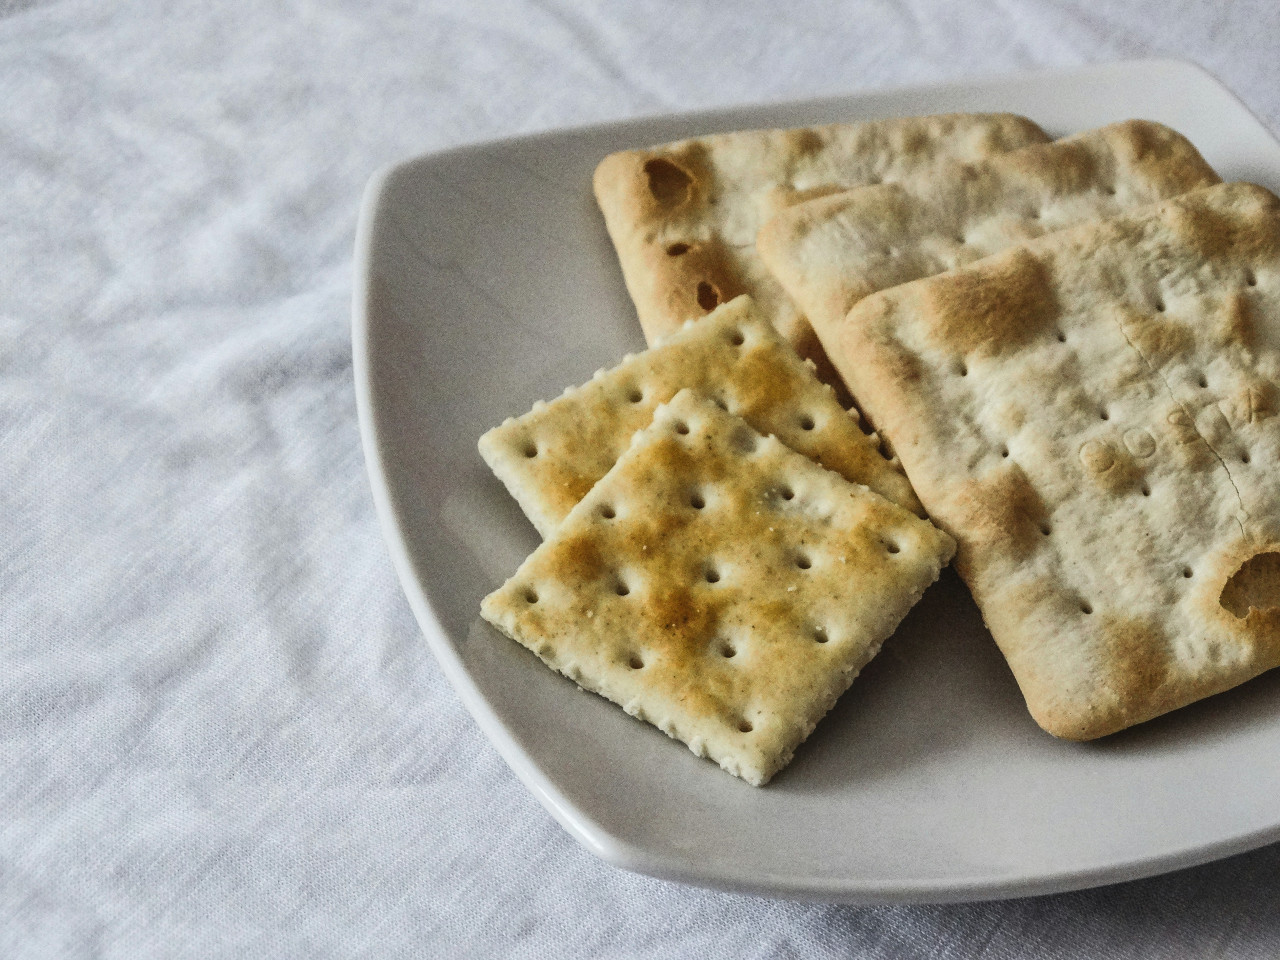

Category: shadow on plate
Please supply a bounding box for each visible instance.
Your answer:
[781,568,1033,788]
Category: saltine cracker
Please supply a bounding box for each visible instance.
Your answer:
[481,390,956,785]
[829,182,1280,739]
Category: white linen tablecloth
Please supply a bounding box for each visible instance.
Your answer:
[5,0,1280,955]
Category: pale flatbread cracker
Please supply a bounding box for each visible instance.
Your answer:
[829,182,1280,739]
[478,295,920,538]
[758,120,1220,353]
[481,390,956,785]
[593,113,1048,382]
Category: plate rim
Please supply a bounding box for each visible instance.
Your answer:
[352,56,1280,904]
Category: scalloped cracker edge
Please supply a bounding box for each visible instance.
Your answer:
[478,295,920,538]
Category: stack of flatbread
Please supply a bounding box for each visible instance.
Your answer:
[477,109,1280,784]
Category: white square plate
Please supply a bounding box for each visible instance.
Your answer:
[353,59,1280,903]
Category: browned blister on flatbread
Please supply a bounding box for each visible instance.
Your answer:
[479,296,919,537]
[829,182,1280,739]
[758,121,1221,361]
[593,113,1048,384]
[481,390,955,785]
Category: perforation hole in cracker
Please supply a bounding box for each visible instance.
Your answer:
[696,281,721,312]
[643,157,692,207]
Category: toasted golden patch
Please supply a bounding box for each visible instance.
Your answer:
[833,182,1280,739]
[949,463,1049,565]
[481,391,956,785]
[921,248,1058,358]
[478,296,920,537]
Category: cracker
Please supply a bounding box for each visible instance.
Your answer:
[593,113,1048,381]
[829,182,1280,739]
[481,390,956,785]
[758,120,1220,352]
[478,295,920,538]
